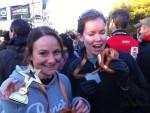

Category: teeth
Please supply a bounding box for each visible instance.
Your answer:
[46,65,52,68]
[42,64,52,68]
[94,46,101,48]
[93,45,100,48]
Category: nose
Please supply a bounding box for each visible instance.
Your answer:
[47,54,56,64]
[94,33,102,41]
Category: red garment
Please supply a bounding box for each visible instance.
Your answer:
[107,35,139,59]
[143,35,150,41]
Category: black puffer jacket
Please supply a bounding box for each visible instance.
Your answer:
[62,48,149,113]
[137,42,150,85]
[0,37,26,85]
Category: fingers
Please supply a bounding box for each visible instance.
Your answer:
[99,48,119,73]
[81,105,90,113]
[73,100,90,113]
[110,48,119,59]
[6,80,18,90]
[100,48,111,66]
[1,80,18,99]
[0,89,10,99]
[97,54,102,64]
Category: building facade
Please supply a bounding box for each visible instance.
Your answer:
[0,0,45,30]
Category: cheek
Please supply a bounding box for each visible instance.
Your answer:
[55,55,63,63]
[31,55,44,68]
[83,36,94,46]
[101,35,107,42]
[141,30,146,34]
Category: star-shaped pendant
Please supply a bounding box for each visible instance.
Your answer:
[18,64,42,88]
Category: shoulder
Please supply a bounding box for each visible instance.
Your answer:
[0,65,28,91]
[62,56,82,74]
[56,72,72,94]
[141,44,150,53]
[118,51,137,66]
[138,45,150,60]
[58,72,70,85]
[107,35,117,42]
[0,46,17,58]
[0,48,9,57]
[119,51,132,59]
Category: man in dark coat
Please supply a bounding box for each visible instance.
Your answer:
[0,19,30,85]
[137,17,150,85]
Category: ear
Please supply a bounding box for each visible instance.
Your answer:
[78,34,84,42]
[26,50,33,63]
[28,55,33,62]
[11,31,17,38]
[145,26,150,33]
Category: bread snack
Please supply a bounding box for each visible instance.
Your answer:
[98,48,119,73]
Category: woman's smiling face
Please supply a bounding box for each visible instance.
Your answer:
[30,35,62,79]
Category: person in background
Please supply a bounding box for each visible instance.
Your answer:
[59,33,79,73]
[0,19,30,85]
[0,36,4,48]
[60,33,76,61]
[132,22,141,42]
[107,9,139,59]
[0,31,10,50]
[137,17,150,85]
[0,26,90,113]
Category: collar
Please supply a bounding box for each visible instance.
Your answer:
[143,35,150,41]
[8,36,27,46]
[112,29,128,36]
[41,75,54,85]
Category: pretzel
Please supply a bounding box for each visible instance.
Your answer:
[60,108,75,113]
[98,48,119,73]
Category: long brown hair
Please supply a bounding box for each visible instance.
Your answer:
[23,26,64,65]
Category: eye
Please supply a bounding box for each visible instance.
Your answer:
[87,32,95,36]
[39,51,49,57]
[53,49,62,56]
[88,33,95,36]
[99,30,106,35]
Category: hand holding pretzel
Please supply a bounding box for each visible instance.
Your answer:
[60,99,90,113]
[98,48,119,73]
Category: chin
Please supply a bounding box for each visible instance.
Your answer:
[43,70,56,76]
[94,50,103,55]
[49,71,56,75]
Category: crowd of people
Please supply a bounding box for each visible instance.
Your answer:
[0,8,150,113]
